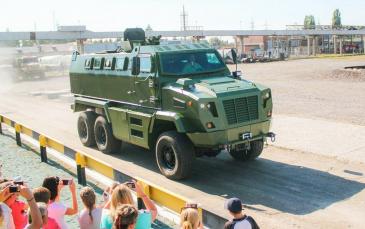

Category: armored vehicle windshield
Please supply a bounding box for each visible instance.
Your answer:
[159,50,226,76]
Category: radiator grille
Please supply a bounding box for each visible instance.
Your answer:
[223,96,258,125]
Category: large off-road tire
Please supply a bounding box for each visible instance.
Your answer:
[94,116,121,154]
[155,131,195,180]
[77,111,97,146]
[229,140,264,161]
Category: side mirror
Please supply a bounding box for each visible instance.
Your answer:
[232,70,242,79]
[132,56,140,75]
[150,55,156,73]
[231,48,238,64]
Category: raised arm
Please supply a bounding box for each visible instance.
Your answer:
[135,182,158,221]
[65,179,78,215]
[20,185,42,229]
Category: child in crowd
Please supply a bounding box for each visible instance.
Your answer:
[100,181,157,229]
[42,177,78,229]
[32,187,60,229]
[24,202,48,229]
[224,197,259,229]
[180,203,203,229]
[112,204,138,229]
[78,187,102,229]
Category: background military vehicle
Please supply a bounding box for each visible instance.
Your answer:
[13,56,45,81]
[12,55,45,81]
[69,28,274,180]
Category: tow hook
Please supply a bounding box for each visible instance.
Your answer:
[266,132,276,142]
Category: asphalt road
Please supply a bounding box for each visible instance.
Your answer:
[1,58,365,228]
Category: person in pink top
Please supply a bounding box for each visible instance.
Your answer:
[42,177,78,229]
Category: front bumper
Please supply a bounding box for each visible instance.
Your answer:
[186,120,272,148]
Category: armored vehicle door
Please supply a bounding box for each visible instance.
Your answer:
[132,54,158,108]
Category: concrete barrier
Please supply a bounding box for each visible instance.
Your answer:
[0,114,227,228]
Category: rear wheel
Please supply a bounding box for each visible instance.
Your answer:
[94,116,121,154]
[77,111,97,146]
[229,140,264,161]
[155,131,195,180]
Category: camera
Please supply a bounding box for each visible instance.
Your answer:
[9,185,19,193]
[125,182,135,189]
[61,179,71,185]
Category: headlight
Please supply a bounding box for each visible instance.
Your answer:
[200,102,218,117]
[262,91,270,99]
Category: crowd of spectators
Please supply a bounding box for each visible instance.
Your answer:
[1,171,259,229]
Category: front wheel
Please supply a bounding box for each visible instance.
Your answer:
[155,131,195,180]
[94,116,121,154]
[229,140,264,161]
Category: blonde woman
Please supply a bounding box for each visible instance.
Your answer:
[180,203,203,229]
[78,187,102,229]
[100,182,157,229]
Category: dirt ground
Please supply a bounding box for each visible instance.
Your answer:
[231,56,365,126]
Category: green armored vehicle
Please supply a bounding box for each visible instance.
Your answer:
[70,28,274,180]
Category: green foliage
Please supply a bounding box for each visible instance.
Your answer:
[208,37,226,48]
[304,15,316,29]
[332,9,342,29]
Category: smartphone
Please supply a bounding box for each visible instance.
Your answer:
[126,182,135,189]
[61,179,71,185]
[9,186,19,193]
[13,181,24,185]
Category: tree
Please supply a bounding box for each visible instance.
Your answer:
[332,9,342,29]
[304,15,316,29]
[209,37,226,48]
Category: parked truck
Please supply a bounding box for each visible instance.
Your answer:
[69,28,275,180]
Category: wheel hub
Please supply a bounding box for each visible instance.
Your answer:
[79,122,87,138]
[162,146,176,170]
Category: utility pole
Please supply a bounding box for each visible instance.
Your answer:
[250,18,255,30]
[181,5,188,31]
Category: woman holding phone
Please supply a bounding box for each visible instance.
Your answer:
[42,177,78,229]
[100,181,157,229]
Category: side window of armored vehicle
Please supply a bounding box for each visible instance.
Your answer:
[206,53,220,64]
[115,57,129,71]
[84,58,94,69]
[104,58,113,70]
[93,58,104,70]
[140,56,152,73]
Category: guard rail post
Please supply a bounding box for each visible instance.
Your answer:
[39,135,48,163]
[15,124,21,146]
[0,116,3,134]
[76,152,87,186]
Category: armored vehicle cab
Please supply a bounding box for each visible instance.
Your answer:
[70,28,275,180]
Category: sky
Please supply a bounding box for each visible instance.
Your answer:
[0,0,364,32]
